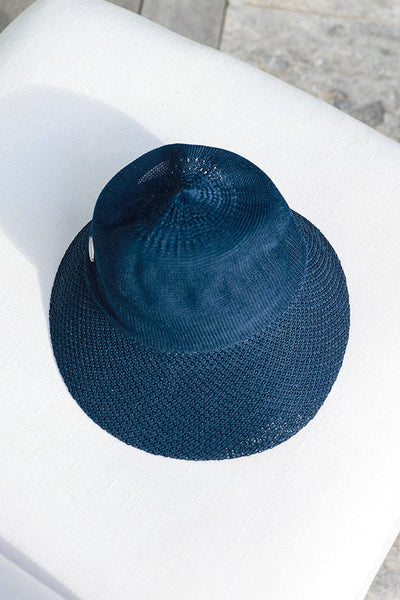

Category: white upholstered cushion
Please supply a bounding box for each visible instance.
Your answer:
[0,1,399,599]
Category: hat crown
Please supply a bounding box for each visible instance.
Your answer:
[86,144,307,352]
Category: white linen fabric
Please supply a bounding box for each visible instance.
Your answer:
[0,1,399,599]
[0,553,63,600]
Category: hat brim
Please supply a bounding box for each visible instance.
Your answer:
[49,212,350,460]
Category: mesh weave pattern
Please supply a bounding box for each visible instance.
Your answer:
[49,212,350,460]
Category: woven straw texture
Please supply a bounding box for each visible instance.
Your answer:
[49,209,350,460]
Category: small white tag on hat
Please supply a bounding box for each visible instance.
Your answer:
[88,236,95,262]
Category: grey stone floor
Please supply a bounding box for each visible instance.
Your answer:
[0,1,399,598]
[221,0,400,142]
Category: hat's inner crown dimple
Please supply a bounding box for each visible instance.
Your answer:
[96,150,259,266]
[136,156,233,250]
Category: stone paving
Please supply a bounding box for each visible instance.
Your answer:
[221,0,400,141]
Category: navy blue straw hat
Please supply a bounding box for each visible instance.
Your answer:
[49,143,350,461]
